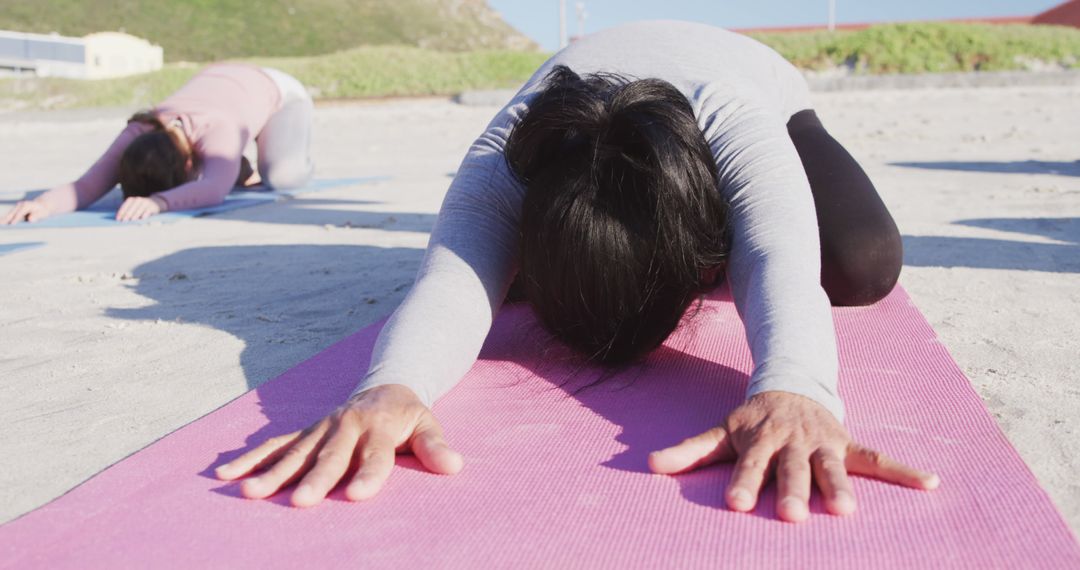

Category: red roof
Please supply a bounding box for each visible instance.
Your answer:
[1033,0,1080,26]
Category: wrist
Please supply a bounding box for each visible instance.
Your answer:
[349,383,424,407]
[149,194,169,212]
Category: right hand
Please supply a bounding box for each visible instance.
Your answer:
[215,384,463,507]
[2,200,52,224]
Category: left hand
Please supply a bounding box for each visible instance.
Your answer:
[648,391,939,523]
[116,195,167,222]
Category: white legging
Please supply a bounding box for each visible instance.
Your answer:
[256,67,314,189]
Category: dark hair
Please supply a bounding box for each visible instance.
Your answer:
[118,111,192,198]
[505,65,732,365]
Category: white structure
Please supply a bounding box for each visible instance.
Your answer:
[0,30,163,79]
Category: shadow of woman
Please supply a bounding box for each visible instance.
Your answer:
[103,244,426,506]
[106,244,424,392]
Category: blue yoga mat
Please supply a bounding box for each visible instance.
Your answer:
[2,177,389,229]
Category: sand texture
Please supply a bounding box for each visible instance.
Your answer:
[0,86,1077,532]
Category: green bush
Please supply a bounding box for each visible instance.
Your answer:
[752,23,1080,73]
[0,0,533,61]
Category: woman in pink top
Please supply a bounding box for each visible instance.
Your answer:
[2,63,314,224]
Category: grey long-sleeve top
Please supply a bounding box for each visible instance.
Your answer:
[353,21,844,421]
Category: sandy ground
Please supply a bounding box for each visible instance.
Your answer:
[1,86,1078,533]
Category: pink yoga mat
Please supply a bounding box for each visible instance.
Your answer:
[1,287,1077,568]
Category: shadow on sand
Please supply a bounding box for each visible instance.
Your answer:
[891,160,1080,177]
[107,244,425,390]
[903,217,1080,273]
[226,197,437,231]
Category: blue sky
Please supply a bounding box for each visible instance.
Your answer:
[488,0,1064,51]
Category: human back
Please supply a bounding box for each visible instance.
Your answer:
[155,63,282,140]
[517,20,812,121]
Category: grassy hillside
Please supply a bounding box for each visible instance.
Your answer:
[0,0,536,61]
[3,22,1080,112]
[0,47,549,110]
[752,23,1080,74]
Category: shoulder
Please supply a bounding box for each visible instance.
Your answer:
[690,81,786,141]
[186,116,245,155]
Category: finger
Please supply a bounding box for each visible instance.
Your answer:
[134,203,152,220]
[241,423,330,499]
[726,444,776,512]
[25,205,43,222]
[846,444,940,490]
[120,205,140,222]
[775,446,812,523]
[2,205,18,224]
[117,199,145,222]
[648,427,735,474]
[130,204,150,221]
[410,417,464,475]
[215,430,303,480]
[292,421,363,508]
[4,203,28,224]
[130,201,152,221]
[344,431,398,501]
[811,448,857,516]
[116,199,134,221]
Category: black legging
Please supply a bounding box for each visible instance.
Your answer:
[786,109,902,307]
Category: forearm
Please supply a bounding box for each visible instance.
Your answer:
[702,97,843,420]
[352,152,522,407]
[157,155,240,211]
[352,93,527,407]
[353,251,506,407]
[724,166,843,420]
[729,252,841,419]
[156,181,229,211]
[33,183,80,214]
[35,122,153,214]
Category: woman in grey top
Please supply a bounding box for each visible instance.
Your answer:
[217,21,939,522]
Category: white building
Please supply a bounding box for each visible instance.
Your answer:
[0,30,164,79]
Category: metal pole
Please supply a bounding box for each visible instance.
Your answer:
[576,2,588,39]
[828,0,836,32]
[559,0,568,48]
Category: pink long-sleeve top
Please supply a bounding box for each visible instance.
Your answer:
[35,63,282,213]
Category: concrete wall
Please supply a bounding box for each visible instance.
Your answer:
[0,30,162,79]
[83,32,163,79]
[0,31,86,77]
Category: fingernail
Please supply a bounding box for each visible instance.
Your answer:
[780,497,808,520]
[345,482,369,501]
[240,478,262,498]
[832,491,856,515]
[730,489,752,510]
[923,474,941,490]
